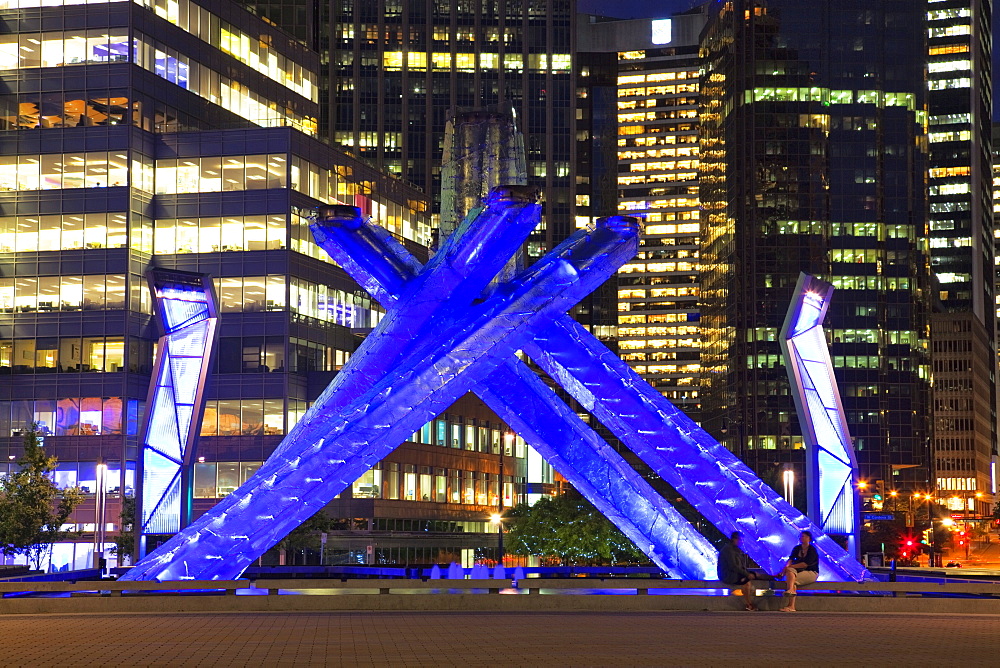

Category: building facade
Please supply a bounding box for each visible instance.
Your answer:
[320,0,576,260]
[698,0,934,496]
[0,0,525,571]
[579,9,706,415]
[925,0,995,517]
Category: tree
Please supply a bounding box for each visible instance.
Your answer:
[505,493,648,566]
[861,518,906,559]
[109,495,136,566]
[275,510,342,565]
[991,503,1000,523]
[0,426,84,570]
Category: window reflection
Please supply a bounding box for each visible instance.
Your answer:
[199,399,286,436]
[1,397,137,436]
[192,460,265,498]
[0,152,128,191]
[153,215,286,254]
[0,336,126,373]
[0,274,127,312]
[0,30,131,70]
[0,94,135,131]
[154,155,287,194]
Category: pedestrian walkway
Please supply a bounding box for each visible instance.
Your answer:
[1,610,999,666]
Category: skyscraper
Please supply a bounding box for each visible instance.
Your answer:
[699,0,933,494]
[925,0,995,517]
[325,0,576,257]
[579,9,706,414]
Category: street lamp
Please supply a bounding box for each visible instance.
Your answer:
[490,512,504,566]
[497,431,514,566]
[782,468,795,505]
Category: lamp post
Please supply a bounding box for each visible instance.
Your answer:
[782,468,795,505]
[496,432,514,566]
[920,493,935,567]
[491,513,504,566]
[93,460,107,571]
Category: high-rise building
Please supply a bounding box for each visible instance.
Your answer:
[698,0,933,495]
[925,0,995,517]
[323,0,576,257]
[0,0,527,570]
[579,9,706,414]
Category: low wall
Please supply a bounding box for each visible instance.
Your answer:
[4,592,1000,616]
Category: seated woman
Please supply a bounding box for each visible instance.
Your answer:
[778,530,819,612]
[717,531,761,611]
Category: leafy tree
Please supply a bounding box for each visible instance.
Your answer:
[275,511,347,565]
[0,426,84,570]
[861,518,906,558]
[505,493,648,566]
[991,503,1000,523]
[109,495,136,566]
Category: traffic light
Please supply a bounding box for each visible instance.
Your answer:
[874,479,885,502]
[958,531,967,547]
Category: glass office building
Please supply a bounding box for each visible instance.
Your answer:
[925,0,995,516]
[315,0,576,256]
[698,0,933,494]
[579,9,707,415]
[0,0,526,570]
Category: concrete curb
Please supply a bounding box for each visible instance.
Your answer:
[3,593,1000,615]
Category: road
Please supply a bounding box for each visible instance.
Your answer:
[2,610,999,666]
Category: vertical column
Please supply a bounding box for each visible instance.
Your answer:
[138,270,218,556]
[780,272,860,557]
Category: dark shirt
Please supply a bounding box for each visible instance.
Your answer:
[789,543,819,572]
[717,541,752,583]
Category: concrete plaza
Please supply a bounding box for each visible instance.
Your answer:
[1,610,998,666]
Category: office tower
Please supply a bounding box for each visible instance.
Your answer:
[0,0,525,570]
[579,8,706,415]
[926,0,995,517]
[699,0,933,494]
[991,122,1000,503]
[326,0,576,258]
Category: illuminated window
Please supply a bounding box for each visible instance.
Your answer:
[928,77,972,90]
[928,44,969,55]
[929,24,971,38]
[929,59,972,73]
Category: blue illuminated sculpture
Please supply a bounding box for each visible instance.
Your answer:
[138,270,218,549]
[124,188,870,583]
[780,273,860,557]
[306,202,869,582]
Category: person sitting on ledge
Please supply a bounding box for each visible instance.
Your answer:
[717,530,761,611]
[778,530,819,612]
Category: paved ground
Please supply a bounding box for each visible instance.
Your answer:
[1,610,999,666]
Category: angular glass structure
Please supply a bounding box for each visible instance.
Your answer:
[124,190,870,583]
[780,273,859,555]
[310,203,717,580]
[139,270,218,541]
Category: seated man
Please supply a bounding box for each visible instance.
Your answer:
[717,530,760,611]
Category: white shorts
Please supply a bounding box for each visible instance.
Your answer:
[794,570,818,586]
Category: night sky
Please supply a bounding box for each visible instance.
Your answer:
[576,0,701,19]
[580,0,1000,121]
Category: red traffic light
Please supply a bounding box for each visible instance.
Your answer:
[905,539,914,547]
